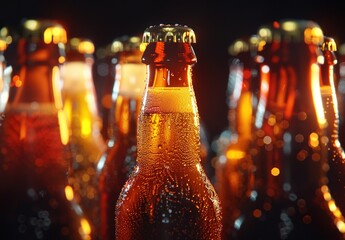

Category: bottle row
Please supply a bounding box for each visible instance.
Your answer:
[1,17,345,240]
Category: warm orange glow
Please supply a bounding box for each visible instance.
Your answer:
[81,117,92,137]
[226,150,246,159]
[80,218,92,236]
[65,185,74,201]
[58,109,69,145]
[52,66,63,110]
[255,65,269,128]
[309,132,319,148]
[304,26,323,45]
[328,200,337,212]
[13,75,22,87]
[281,21,297,32]
[58,56,65,64]
[336,221,345,233]
[23,19,40,31]
[238,92,252,139]
[0,39,7,51]
[44,26,67,44]
[311,63,326,128]
[271,167,280,176]
[78,40,95,54]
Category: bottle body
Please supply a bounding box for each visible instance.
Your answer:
[0,20,91,240]
[115,26,222,240]
[116,87,222,240]
[0,69,90,240]
[231,20,345,240]
[61,59,106,236]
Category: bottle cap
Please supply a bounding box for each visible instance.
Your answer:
[142,24,196,43]
[0,27,12,52]
[19,19,67,65]
[228,35,259,56]
[111,35,143,53]
[21,19,67,45]
[321,36,337,52]
[66,37,94,62]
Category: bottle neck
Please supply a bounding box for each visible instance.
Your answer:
[9,63,63,113]
[108,62,145,139]
[61,61,102,138]
[137,64,200,172]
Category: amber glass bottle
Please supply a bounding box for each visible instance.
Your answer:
[320,37,345,223]
[0,27,10,112]
[61,37,106,238]
[231,19,345,240]
[96,35,146,240]
[115,24,222,240]
[0,19,92,239]
[215,35,258,239]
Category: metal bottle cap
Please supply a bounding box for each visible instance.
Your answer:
[142,24,196,43]
[66,37,94,61]
[111,35,143,53]
[22,19,67,44]
[322,36,337,52]
[0,27,12,52]
[19,19,67,65]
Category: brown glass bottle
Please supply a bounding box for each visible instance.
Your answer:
[115,24,222,240]
[319,37,345,226]
[0,27,10,113]
[96,35,146,240]
[231,19,345,240]
[61,37,106,238]
[0,19,92,240]
[215,35,258,239]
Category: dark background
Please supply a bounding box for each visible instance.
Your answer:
[2,0,345,145]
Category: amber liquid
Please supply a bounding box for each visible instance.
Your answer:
[63,92,105,231]
[321,87,345,215]
[98,97,138,240]
[0,105,89,240]
[116,111,222,240]
[232,108,345,240]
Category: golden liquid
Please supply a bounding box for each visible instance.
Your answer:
[116,111,222,240]
[62,62,106,237]
[321,86,345,219]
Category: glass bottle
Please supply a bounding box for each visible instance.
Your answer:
[61,37,106,239]
[0,19,92,240]
[96,35,146,240]
[232,19,345,240]
[0,26,10,113]
[337,43,345,147]
[215,35,259,239]
[320,36,345,224]
[115,24,222,240]
[96,43,117,141]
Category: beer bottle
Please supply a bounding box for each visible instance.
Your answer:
[231,19,345,240]
[61,37,106,238]
[215,35,258,239]
[115,24,222,240]
[97,43,117,141]
[337,43,345,147]
[0,19,92,240]
[0,26,11,113]
[320,36,345,222]
[96,35,146,240]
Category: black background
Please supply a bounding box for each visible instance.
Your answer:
[2,0,345,144]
